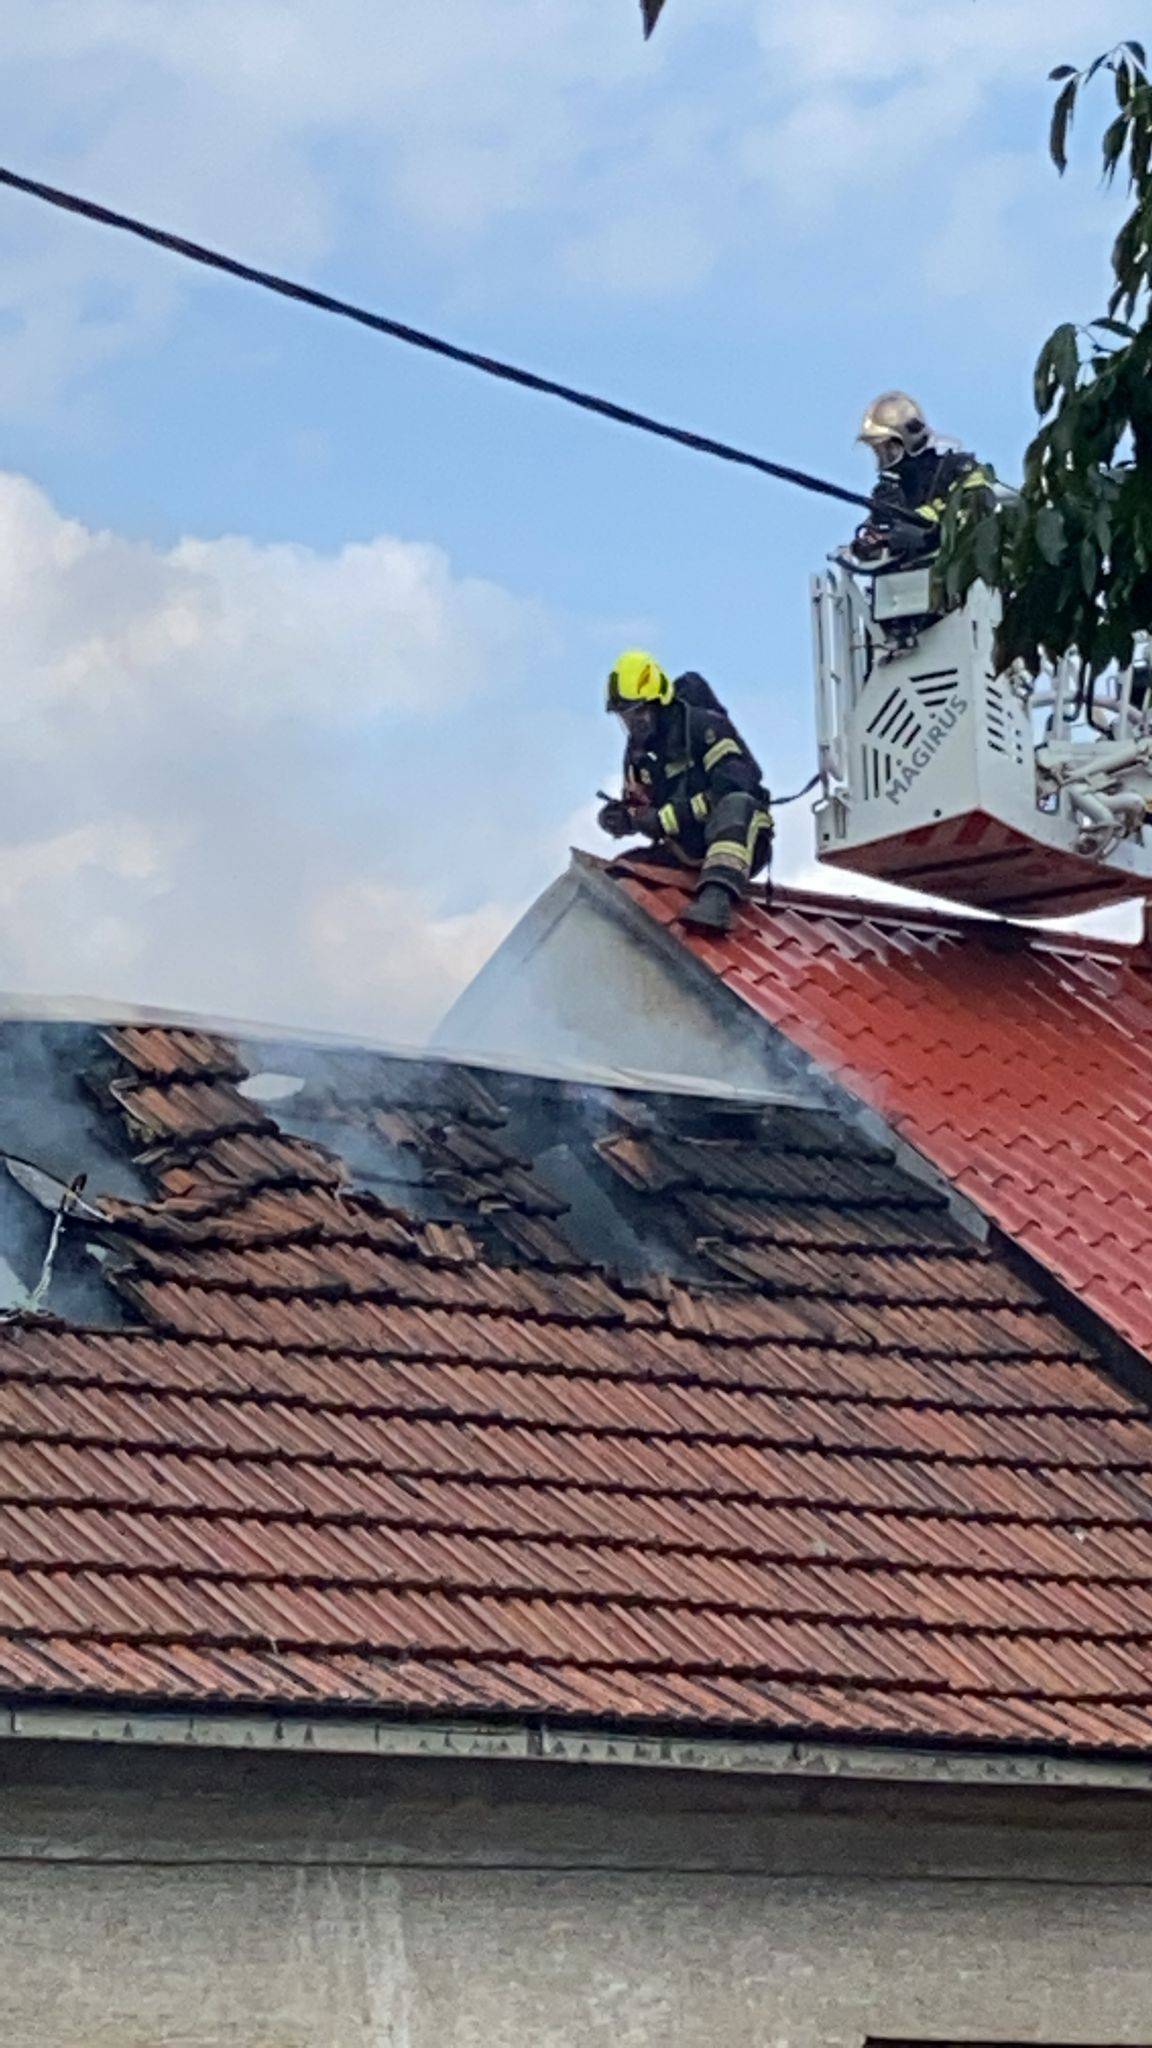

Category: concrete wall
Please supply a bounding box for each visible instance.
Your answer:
[5,1742,1152,2048]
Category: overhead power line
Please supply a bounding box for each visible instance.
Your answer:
[0,162,906,524]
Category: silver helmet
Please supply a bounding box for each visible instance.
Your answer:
[858,391,932,468]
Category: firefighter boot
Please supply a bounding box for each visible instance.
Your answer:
[680,882,734,934]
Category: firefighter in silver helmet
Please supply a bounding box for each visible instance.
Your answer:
[852,392,992,564]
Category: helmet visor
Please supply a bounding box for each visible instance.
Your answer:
[617,701,658,742]
[870,434,905,470]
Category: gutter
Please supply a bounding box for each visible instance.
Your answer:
[6,1704,1152,1793]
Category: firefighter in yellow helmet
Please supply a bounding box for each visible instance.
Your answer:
[599,651,772,934]
[853,391,993,564]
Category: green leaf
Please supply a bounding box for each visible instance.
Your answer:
[1103,112,1129,180]
[1049,63,1077,81]
[1051,77,1078,171]
[940,45,1152,667]
[974,516,1001,586]
[1033,333,1058,414]
[1052,320,1081,391]
[1035,506,1067,565]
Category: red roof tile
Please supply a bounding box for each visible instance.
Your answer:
[0,1015,1151,1755]
[607,857,1152,1367]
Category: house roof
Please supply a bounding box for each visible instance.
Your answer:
[602,855,1152,1368]
[1,1011,1152,1755]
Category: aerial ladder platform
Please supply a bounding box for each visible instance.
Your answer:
[812,557,1152,919]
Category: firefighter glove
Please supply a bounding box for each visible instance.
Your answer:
[852,524,886,562]
[597,799,635,839]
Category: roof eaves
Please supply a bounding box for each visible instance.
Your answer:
[8,1702,1152,1794]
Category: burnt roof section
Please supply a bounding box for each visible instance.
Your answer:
[596,851,1152,1370]
[0,1016,1151,1755]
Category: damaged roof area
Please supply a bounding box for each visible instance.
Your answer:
[602,855,1152,1369]
[1,1012,1152,1754]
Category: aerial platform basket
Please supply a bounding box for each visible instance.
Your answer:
[811,560,1152,920]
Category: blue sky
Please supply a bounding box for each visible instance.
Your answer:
[0,0,1139,1036]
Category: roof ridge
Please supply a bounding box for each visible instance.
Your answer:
[595,851,1148,962]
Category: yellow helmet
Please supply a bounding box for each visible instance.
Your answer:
[858,391,932,465]
[605,649,673,711]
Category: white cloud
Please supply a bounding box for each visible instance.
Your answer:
[306,882,523,1041]
[0,469,555,1037]
[0,0,1136,409]
[0,473,539,744]
[0,465,1133,1049]
[744,0,1136,297]
[0,818,177,986]
[0,0,656,305]
[754,0,1131,94]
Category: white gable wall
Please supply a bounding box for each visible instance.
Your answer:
[436,867,813,1102]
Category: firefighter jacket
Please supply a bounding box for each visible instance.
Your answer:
[873,443,993,552]
[625,698,767,843]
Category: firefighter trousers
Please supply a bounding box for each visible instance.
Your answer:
[668,791,773,898]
